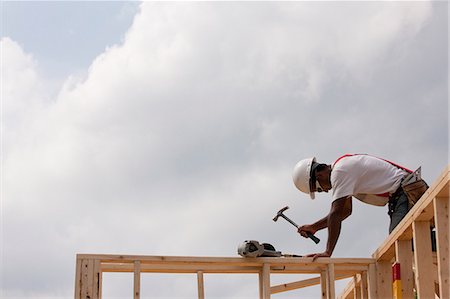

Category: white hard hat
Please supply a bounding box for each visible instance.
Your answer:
[292,157,316,199]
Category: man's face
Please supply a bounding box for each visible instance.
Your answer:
[309,172,322,193]
[311,167,332,192]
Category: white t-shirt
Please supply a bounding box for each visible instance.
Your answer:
[331,155,408,206]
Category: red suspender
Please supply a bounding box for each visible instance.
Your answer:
[376,157,413,173]
[333,154,356,166]
[334,154,413,173]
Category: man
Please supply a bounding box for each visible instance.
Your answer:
[292,154,416,260]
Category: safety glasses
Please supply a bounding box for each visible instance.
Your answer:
[310,169,323,193]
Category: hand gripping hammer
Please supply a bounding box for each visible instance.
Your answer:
[273,206,320,244]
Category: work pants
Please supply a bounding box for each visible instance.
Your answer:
[388,191,409,233]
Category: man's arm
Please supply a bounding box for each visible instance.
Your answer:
[298,196,352,259]
[298,196,352,235]
[325,196,352,256]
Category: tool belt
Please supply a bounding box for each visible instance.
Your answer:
[401,167,429,209]
[388,167,429,215]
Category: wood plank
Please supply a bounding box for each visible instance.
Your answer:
[367,264,377,299]
[375,261,392,299]
[74,257,82,299]
[80,259,90,299]
[258,269,264,299]
[93,260,101,299]
[434,196,449,299]
[360,271,367,299]
[321,271,327,299]
[197,271,205,299]
[395,240,414,299]
[327,263,335,299]
[339,274,381,299]
[100,262,371,275]
[436,177,449,197]
[261,264,271,299]
[270,273,354,294]
[79,259,95,299]
[353,275,361,299]
[271,276,320,294]
[102,263,262,273]
[336,276,355,299]
[412,221,435,299]
[86,259,94,299]
[259,271,264,299]
[78,254,375,266]
[134,261,141,299]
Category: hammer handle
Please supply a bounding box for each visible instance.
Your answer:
[281,214,299,228]
[306,232,320,244]
[281,215,320,244]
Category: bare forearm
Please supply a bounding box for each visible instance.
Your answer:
[312,203,351,232]
[326,214,342,255]
[312,215,329,231]
[304,197,352,260]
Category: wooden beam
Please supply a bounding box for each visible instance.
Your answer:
[271,276,320,294]
[134,261,141,299]
[78,258,101,299]
[412,220,435,299]
[339,269,377,299]
[335,276,355,299]
[197,271,205,299]
[375,261,392,298]
[81,254,376,270]
[259,271,263,299]
[395,240,414,299]
[260,264,271,299]
[360,271,368,299]
[74,257,82,299]
[321,271,327,299]
[367,264,377,299]
[94,260,101,299]
[80,259,91,299]
[327,263,335,299]
[434,196,449,299]
[270,273,354,294]
[353,275,361,299]
[99,261,371,275]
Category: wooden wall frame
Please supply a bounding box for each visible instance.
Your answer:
[75,166,449,299]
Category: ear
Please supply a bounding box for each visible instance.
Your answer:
[316,165,331,178]
[315,169,326,178]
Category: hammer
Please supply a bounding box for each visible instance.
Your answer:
[273,206,320,244]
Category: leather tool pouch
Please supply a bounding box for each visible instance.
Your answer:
[401,167,429,209]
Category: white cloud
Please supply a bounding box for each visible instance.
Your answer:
[2,2,447,297]
[2,38,48,137]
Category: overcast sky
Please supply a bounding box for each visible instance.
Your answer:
[1,1,448,298]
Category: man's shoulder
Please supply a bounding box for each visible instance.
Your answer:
[331,155,367,181]
[333,154,376,168]
[333,155,361,169]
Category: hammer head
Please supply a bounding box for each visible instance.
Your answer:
[273,206,289,222]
